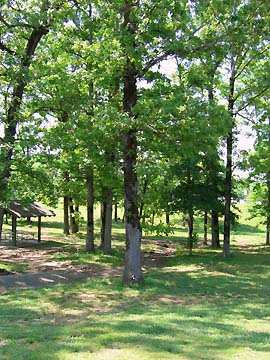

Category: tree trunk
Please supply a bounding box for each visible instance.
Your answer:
[122,2,143,285]
[223,54,236,257]
[63,196,70,235]
[166,212,170,225]
[69,200,78,234]
[0,24,49,199]
[224,136,233,256]
[100,200,106,247]
[37,216,42,242]
[211,210,220,248]
[103,188,113,254]
[0,208,4,240]
[139,179,148,220]
[266,118,270,246]
[203,211,208,245]
[266,214,270,246]
[86,169,95,252]
[206,62,221,250]
[187,210,194,256]
[122,131,143,285]
[151,212,155,226]
[12,216,17,246]
[114,203,118,222]
[266,172,270,246]
[74,206,79,233]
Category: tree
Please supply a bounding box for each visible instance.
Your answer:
[247,107,270,245]
[0,0,53,236]
[213,0,270,256]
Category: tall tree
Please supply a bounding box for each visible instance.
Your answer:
[0,0,51,235]
[211,0,270,256]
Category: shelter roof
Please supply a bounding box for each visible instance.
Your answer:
[1,200,56,219]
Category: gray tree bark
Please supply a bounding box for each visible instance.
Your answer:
[121,2,143,285]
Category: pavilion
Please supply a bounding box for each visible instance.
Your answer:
[0,200,55,245]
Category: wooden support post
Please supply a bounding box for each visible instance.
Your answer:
[12,216,17,246]
[38,216,41,242]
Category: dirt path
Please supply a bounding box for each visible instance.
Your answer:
[0,239,175,292]
[0,243,86,273]
[0,266,123,292]
[0,243,122,292]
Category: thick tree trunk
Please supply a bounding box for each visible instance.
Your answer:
[211,210,220,248]
[103,188,113,254]
[166,212,170,225]
[122,131,143,284]
[63,196,70,235]
[203,211,208,245]
[86,169,95,252]
[122,2,143,285]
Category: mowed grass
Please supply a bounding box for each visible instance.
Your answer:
[0,203,270,359]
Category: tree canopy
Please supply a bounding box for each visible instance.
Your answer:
[1,0,270,284]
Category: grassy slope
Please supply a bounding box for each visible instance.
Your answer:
[0,203,270,360]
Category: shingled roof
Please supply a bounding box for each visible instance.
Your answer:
[2,200,55,218]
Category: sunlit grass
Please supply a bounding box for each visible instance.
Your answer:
[1,249,270,360]
[0,262,29,273]
[0,203,270,359]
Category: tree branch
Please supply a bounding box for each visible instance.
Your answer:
[0,40,15,55]
[140,39,221,77]
[235,46,269,80]
[0,14,35,29]
[235,87,269,115]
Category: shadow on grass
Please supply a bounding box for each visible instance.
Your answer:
[1,259,270,360]
[1,236,270,359]
[1,240,67,251]
[232,223,265,235]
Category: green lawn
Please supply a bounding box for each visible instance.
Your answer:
[0,203,270,359]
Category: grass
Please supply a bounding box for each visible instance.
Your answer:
[1,248,270,360]
[52,246,125,267]
[0,262,29,273]
[0,203,270,359]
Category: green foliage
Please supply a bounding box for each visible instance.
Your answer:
[143,221,174,237]
[1,0,270,254]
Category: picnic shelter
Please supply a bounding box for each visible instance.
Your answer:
[0,200,55,245]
